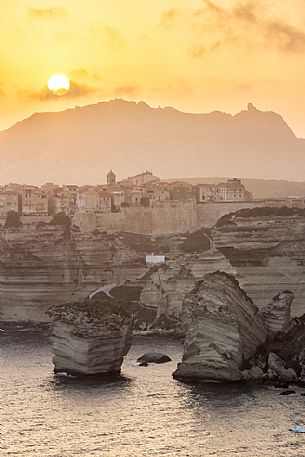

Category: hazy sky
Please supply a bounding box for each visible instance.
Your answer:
[1,0,305,135]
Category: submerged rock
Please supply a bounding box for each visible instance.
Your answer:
[173,271,267,381]
[136,352,172,364]
[48,299,133,376]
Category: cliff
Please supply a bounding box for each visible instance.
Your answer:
[48,298,133,375]
[213,207,305,317]
[0,224,223,325]
[3,208,305,331]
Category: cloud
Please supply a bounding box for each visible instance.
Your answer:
[114,85,140,96]
[161,1,305,54]
[264,19,305,52]
[160,9,178,27]
[70,68,101,82]
[28,7,68,19]
[188,42,221,58]
[89,25,127,51]
[236,82,253,92]
[21,80,100,101]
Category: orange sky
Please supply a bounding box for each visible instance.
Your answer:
[1,0,305,135]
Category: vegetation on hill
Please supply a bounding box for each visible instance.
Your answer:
[49,212,71,227]
[179,229,211,253]
[4,211,22,228]
[216,206,305,227]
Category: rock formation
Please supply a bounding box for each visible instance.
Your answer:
[173,272,267,381]
[262,290,293,336]
[213,207,305,317]
[1,224,228,331]
[265,314,305,380]
[4,207,305,339]
[48,299,133,376]
[266,353,297,382]
[136,352,172,364]
[174,271,305,384]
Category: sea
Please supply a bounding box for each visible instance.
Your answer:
[1,329,305,457]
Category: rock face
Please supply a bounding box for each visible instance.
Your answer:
[262,291,293,336]
[0,225,175,322]
[173,272,267,381]
[267,353,297,382]
[1,224,229,331]
[48,299,133,376]
[174,272,305,383]
[4,208,305,339]
[213,207,305,317]
[266,314,305,380]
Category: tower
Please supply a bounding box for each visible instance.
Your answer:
[107,170,116,186]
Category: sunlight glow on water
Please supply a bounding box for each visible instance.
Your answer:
[1,332,305,456]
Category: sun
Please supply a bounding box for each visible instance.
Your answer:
[47,74,70,96]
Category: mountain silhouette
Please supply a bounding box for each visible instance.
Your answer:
[0,99,303,184]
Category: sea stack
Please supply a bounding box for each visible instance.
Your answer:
[173,271,267,381]
[48,299,133,376]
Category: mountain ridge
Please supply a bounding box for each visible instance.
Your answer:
[0,99,303,184]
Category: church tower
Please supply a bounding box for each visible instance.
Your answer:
[107,170,116,186]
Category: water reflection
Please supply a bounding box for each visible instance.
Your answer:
[2,332,305,457]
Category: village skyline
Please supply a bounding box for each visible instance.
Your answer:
[0,170,254,219]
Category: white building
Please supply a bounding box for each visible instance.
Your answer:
[146,254,165,264]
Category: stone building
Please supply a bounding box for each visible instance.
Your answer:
[20,187,48,215]
[107,170,116,186]
[53,187,77,216]
[110,190,125,209]
[120,170,160,188]
[0,191,19,217]
[129,188,144,206]
[197,178,253,203]
[76,190,112,213]
[167,181,194,201]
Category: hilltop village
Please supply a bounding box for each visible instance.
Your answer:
[0,170,253,218]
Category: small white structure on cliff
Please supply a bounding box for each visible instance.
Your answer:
[146,254,165,264]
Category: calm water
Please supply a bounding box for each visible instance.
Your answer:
[1,331,305,457]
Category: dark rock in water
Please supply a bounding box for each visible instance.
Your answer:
[137,352,172,364]
[279,390,296,396]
